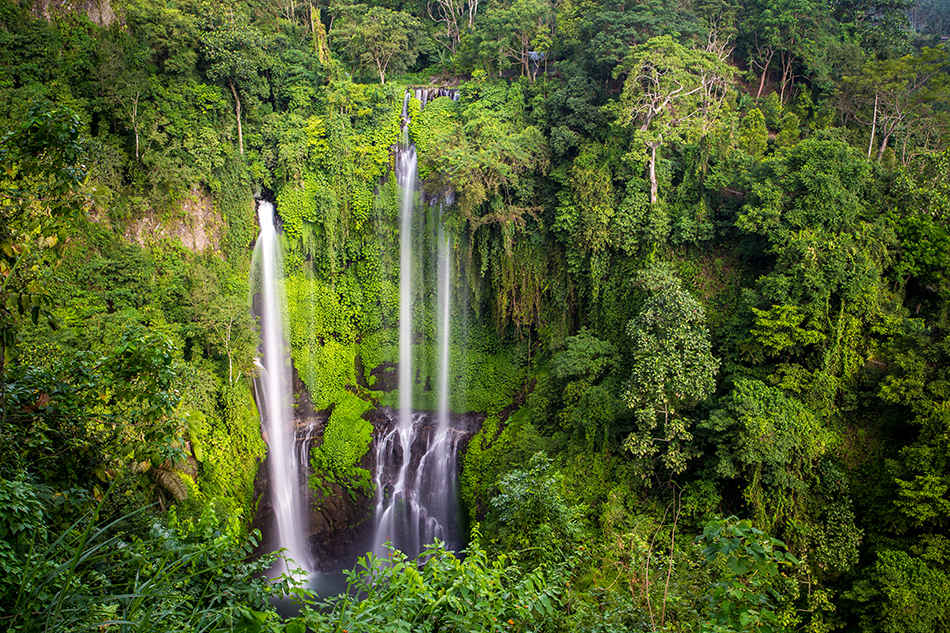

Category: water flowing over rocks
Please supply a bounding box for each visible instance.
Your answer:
[254,385,482,572]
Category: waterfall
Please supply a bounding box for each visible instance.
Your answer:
[372,92,460,558]
[253,200,310,573]
[429,193,458,547]
[437,192,455,435]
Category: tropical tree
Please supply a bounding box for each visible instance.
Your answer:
[702,380,861,574]
[551,327,621,451]
[477,0,554,80]
[427,0,479,53]
[735,136,881,315]
[738,107,768,158]
[743,0,831,101]
[197,292,258,385]
[418,80,549,228]
[581,0,699,78]
[335,7,422,84]
[200,7,264,154]
[121,0,200,75]
[96,31,152,159]
[616,35,732,203]
[839,47,950,163]
[834,0,914,57]
[698,517,799,632]
[622,262,719,478]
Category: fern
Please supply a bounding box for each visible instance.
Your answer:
[150,458,198,503]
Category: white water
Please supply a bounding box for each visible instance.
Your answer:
[372,96,461,558]
[253,201,310,573]
[426,195,457,549]
[372,121,418,556]
[437,194,454,433]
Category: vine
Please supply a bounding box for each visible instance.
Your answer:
[309,393,374,502]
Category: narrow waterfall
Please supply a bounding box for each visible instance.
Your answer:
[372,98,418,556]
[253,201,310,572]
[424,193,460,550]
[372,92,461,558]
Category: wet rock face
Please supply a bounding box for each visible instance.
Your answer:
[251,409,330,567]
[368,361,399,392]
[369,407,484,558]
[365,407,483,496]
[302,407,484,571]
[304,446,377,571]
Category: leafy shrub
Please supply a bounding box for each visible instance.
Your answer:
[295,533,566,632]
[309,393,374,501]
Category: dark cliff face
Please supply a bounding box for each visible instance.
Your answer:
[252,364,483,573]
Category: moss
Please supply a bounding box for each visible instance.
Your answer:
[409,96,459,181]
[460,406,554,531]
[309,393,375,502]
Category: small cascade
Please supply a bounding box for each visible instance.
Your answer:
[253,200,310,573]
[413,87,460,109]
[295,422,322,475]
[372,91,462,558]
[373,412,463,558]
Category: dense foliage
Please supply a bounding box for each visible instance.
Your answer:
[1,0,950,629]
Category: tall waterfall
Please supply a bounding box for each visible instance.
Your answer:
[426,193,459,548]
[372,92,460,558]
[253,201,310,572]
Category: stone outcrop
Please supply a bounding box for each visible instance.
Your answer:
[125,186,223,253]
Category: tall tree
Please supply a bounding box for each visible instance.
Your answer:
[743,0,832,101]
[834,0,914,58]
[427,0,479,53]
[200,7,264,155]
[121,0,200,75]
[622,263,719,478]
[616,35,732,203]
[839,47,950,163]
[335,6,422,84]
[477,0,554,80]
[96,31,151,159]
[580,0,699,79]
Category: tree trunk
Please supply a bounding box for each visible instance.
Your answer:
[132,92,140,159]
[755,49,775,99]
[230,81,243,155]
[779,52,794,103]
[878,131,891,162]
[649,143,658,204]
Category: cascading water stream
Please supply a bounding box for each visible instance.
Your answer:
[372,92,461,558]
[437,196,453,433]
[423,193,459,549]
[253,201,310,573]
[372,98,418,556]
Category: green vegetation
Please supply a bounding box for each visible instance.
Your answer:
[2,0,950,629]
[309,393,374,502]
